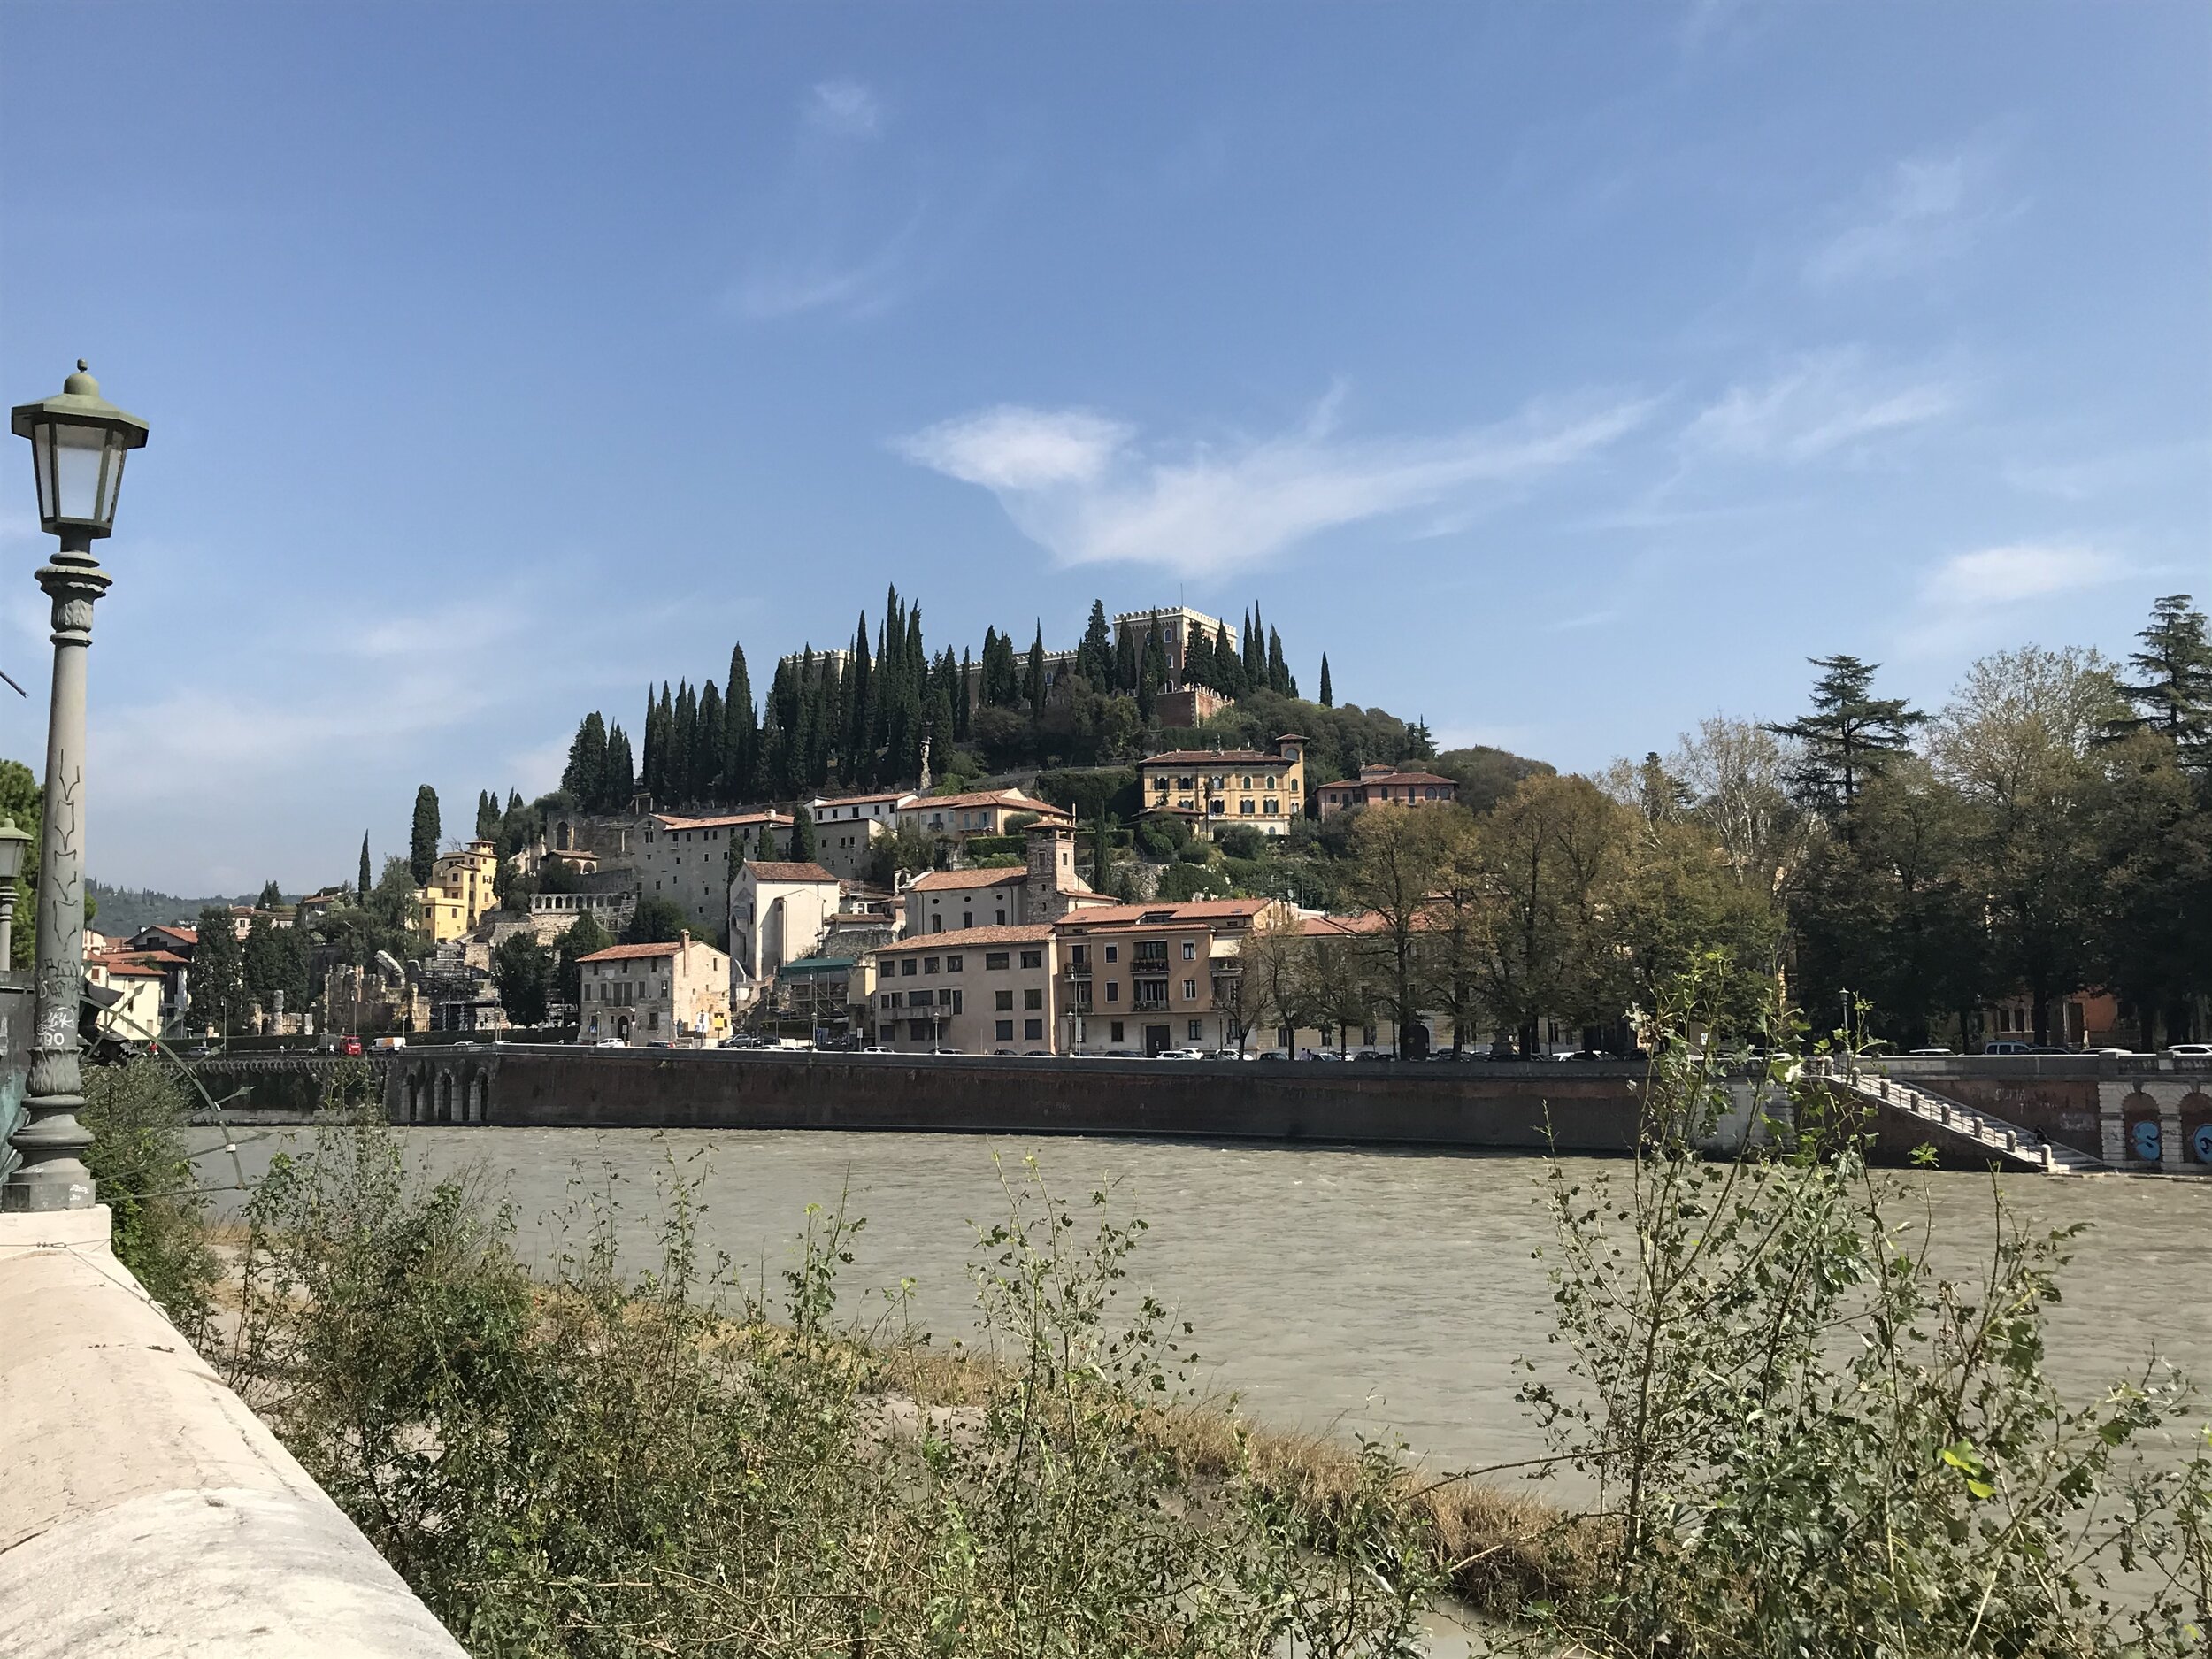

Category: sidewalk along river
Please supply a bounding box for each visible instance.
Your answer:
[193,1126,2212,1485]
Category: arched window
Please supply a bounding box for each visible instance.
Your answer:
[437,1072,454,1124]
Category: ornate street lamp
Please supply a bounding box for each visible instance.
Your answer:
[4,362,148,1211]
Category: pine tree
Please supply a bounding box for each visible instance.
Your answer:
[788,803,817,863]
[1318,654,1333,708]
[562,712,607,807]
[1767,655,1927,817]
[2109,594,2212,764]
[358,833,372,901]
[409,786,441,886]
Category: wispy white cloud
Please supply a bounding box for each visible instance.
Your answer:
[895,392,1655,578]
[1900,541,2131,655]
[1918,542,2126,611]
[1682,348,1956,464]
[806,78,881,140]
[732,204,924,321]
[1806,142,2011,288]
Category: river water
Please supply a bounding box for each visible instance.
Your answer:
[195,1125,2212,1483]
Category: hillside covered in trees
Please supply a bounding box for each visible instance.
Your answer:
[551,588,1503,812]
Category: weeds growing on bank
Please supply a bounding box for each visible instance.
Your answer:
[81,972,2212,1656]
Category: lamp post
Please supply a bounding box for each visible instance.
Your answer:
[4,362,148,1211]
[0,816,30,968]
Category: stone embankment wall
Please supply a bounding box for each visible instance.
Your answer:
[0,1207,465,1658]
[390,1048,1653,1153]
[184,1048,2212,1169]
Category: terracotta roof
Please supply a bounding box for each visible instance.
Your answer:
[906,790,1068,815]
[1058,899,1273,927]
[1141,749,1293,767]
[1299,912,1387,937]
[1325,771,1455,790]
[655,810,790,831]
[744,860,839,884]
[96,949,188,968]
[578,940,722,964]
[907,866,1028,892]
[89,959,165,979]
[135,924,197,944]
[877,923,1055,952]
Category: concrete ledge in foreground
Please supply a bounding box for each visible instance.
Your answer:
[0,1207,465,1658]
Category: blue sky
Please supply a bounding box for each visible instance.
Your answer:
[1,2,2205,894]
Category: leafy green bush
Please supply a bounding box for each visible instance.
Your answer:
[1217,825,1269,861]
[1158,861,1233,902]
[223,1132,1439,1656]
[1501,964,2212,1657]
[82,1059,219,1336]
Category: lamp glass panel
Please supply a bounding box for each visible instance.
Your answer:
[0,834,22,883]
[44,422,111,525]
[29,426,58,524]
[95,433,126,525]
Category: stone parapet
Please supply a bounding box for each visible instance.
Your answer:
[0,1208,464,1657]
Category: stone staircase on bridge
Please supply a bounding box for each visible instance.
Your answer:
[1803,1058,2105,1175]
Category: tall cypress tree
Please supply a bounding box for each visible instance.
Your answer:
[1217,622,1245,696]
[725,641,757,799]
[1113,626,1138,695]
[1026,625,1047,718]
[358,833,372,900]
[845,613,873,781]
[1266,627,1288,695]
[562,712,607,806]
[787,803,817,863]
[603,725,635,806]
[1318,654,1333,708]
[696,680,725,802]
[956,647,974,742]
[1245,605,1266,683]
[1079,600,1113,685]
[409,785,441,886]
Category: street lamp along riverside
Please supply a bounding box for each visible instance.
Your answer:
[4,361,148,1211]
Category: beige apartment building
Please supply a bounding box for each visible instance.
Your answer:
[1314,764,1459,817]
[728,859,843,1009]
[901,822,1106,936]
[807,789,917,881]
[1056,897,1292,1055]
[576,933,732,1047]
[1136,734,1308,840]
[870,925,1057,1052]
[638,809,790,934]
[898,788,1070,841]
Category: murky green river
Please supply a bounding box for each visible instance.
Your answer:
[194,1125,2212,1483]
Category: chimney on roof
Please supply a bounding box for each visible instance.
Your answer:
[680,929,691,952]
